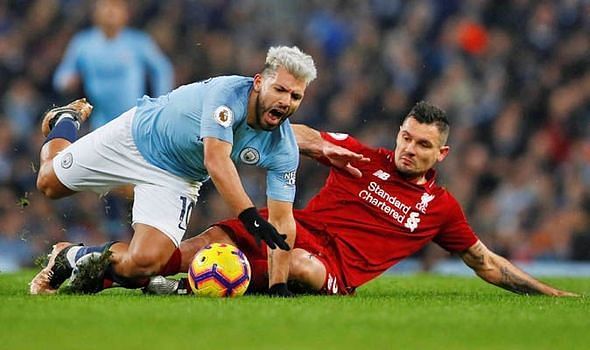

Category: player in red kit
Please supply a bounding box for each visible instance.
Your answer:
[139,102,579,297]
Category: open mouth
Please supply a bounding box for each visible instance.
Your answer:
[269,108,286,120]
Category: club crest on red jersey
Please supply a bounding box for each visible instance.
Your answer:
[415,193,435,214]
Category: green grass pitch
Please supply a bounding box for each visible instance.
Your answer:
[1,270,589,350]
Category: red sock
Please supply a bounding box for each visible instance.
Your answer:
[103,278,114,289]
[160,248,181,276]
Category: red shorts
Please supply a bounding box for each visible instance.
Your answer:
[215,215,351,296]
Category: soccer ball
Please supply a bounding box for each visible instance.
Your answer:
[188,243,251,297]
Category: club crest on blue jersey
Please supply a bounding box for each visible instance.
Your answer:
[240,147,260,165]
[213,105,233,128]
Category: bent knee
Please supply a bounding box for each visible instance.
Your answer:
[36,168,71,199]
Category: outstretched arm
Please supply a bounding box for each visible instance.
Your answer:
[266,199,296,289]
[292,124,369,178]
[141,35,174,96]
[54,35,82,94]
[291,124,327,159]
[459,240,578,296]
[204,137,289,251]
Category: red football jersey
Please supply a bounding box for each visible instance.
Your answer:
[295,132,479,288]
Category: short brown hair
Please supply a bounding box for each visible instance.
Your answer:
[402,101,450,144]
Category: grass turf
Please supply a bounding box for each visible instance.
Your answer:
[1,270,589,350]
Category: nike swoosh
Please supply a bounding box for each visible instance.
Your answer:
[254,221,260,228]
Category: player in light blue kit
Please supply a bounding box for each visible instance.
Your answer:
[54,0,172,245]
[53,0,173,130]
[30,46,317,297]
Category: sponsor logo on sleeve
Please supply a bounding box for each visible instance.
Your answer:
[239,147,260,165]
[283,170,296,186]
[327,132,349,141]
[213,105,233,128]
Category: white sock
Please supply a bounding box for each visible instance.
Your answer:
[55,113,80,129]
[66,246,82,267]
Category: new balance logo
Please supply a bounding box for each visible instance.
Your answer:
[373,169,390,180]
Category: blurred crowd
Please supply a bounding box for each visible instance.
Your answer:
[1,0,589,272]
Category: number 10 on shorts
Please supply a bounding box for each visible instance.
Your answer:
[178,196,195,231]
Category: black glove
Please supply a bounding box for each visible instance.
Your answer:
[238,207,290,251]
[268,283,294,298]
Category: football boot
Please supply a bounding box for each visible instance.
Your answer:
[41,98,93,137]
[29,242,82,294]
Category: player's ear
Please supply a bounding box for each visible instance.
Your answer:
[437,145,450,162]
[253,73,263,93]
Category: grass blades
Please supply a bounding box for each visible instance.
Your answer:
[1,270,589,350]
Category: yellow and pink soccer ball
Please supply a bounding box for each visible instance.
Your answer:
[188,243,251,297]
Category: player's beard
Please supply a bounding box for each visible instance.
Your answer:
[255,95,290,131]
[396,167,421,179]
[394,155,423,179]
[395,154,436,184]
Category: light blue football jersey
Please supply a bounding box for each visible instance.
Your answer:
[132,75,299,202]
[54,28,173,129]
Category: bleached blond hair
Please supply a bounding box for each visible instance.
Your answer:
[263,46,317,85]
